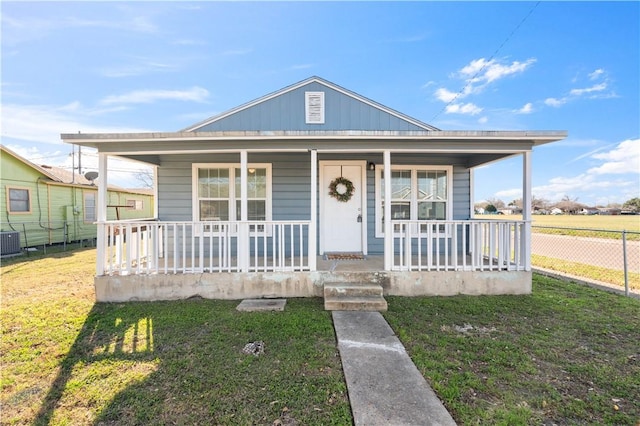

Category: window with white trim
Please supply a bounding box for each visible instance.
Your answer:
[193,164,272,232]
[375,166,453,236]
[7,187,31,214]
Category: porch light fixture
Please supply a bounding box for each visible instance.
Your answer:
[368,162,376,171]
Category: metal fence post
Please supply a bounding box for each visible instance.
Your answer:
[622,230,629,297]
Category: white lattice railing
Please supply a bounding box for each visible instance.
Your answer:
[391,220,528,272]
[98,220,311,276]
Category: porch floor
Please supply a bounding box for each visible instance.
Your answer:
[109,254,506,275]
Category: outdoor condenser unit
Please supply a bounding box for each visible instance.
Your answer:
[0,231,21,255]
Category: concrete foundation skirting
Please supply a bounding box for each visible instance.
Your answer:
[94,270,531,302]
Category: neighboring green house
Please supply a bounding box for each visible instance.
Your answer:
[1,145,154,252]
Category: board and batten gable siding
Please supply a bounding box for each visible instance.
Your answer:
[191,81,428,132]
[157,152,470,255]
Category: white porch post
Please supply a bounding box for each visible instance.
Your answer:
[309,150,317,271]
[522,151,532,270]
[383,150,392,270]
[239,150,249,272]
[96,153,108,275]
[152,165,159,219]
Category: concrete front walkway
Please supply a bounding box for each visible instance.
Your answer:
[333,311,457,426]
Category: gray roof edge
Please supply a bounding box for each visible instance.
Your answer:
[180,76,440,132]
[62,130,568,141]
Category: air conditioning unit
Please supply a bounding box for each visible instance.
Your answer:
[0,231,21,255]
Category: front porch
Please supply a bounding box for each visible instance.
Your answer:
[93,219,532,302]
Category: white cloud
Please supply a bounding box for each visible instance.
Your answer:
[100,87,210,105]
[1,103,148,144]
[434,87,458,103]
[532,174,636,203]
[445,103,483,115]
[515,102,533,114]
[460,58,536,85]
[433,57,535,110]
[495,188,522,200]
[100,58,180,78]
[529,139,639,203]
[566,142,618,164]
[8,144,153,189]
[588,139,640,175]
[544,97,567,107]
[569,82,607,96]
[478,116,488,124]
[543,68,615,109]
[1,13,158,45]
[588,69,605,80]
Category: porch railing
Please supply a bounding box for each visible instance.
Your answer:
[99,220,311,276]
[391,220,528,272]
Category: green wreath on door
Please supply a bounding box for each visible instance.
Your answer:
[328,176,355,202]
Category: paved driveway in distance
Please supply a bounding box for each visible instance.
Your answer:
[531,232,640,272]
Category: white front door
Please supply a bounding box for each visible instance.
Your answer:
[320,161,367,254]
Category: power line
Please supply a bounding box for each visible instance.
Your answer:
[430,1,541,122]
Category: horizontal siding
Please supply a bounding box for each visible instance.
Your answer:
[158,152,471,255]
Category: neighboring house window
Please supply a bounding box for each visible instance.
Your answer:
[193,164,272,232]
[7,187,31,213]
[127,199,144,210]
[305,91,325,124]
[375,166,453,237]
[84,192,96,223]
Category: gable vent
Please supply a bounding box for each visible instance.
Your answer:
[305,91,325,124]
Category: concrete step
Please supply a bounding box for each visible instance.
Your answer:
[324,295,388,312]
[323,282,383,298]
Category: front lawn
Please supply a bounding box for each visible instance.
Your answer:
[2,248,639,425]
[385,276,640,425]
[0,249,351,425]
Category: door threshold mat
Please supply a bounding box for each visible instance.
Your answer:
[324,253,365,260]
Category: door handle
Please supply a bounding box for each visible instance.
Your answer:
[357,214,362,223]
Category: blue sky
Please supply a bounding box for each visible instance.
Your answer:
[2,1,639,206]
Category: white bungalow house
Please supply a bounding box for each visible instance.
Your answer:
[62,76,566,308]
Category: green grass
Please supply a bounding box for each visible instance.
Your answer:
[478,214,640,240]
[384,276,640,425]
[3,248,640,425]
[530,214,640,232]
[1,249,351,425]
[532,253,640,290]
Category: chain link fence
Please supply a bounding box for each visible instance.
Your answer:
[0,221,96,256]
[531,225,640,297]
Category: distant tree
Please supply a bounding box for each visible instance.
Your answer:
[531,195,549,211]
[509,198,522,208]
[134,170,154,189]
[555,195,584,214]
[485,204,497,213]
[623,197,640,212]
[486,197,505,209]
